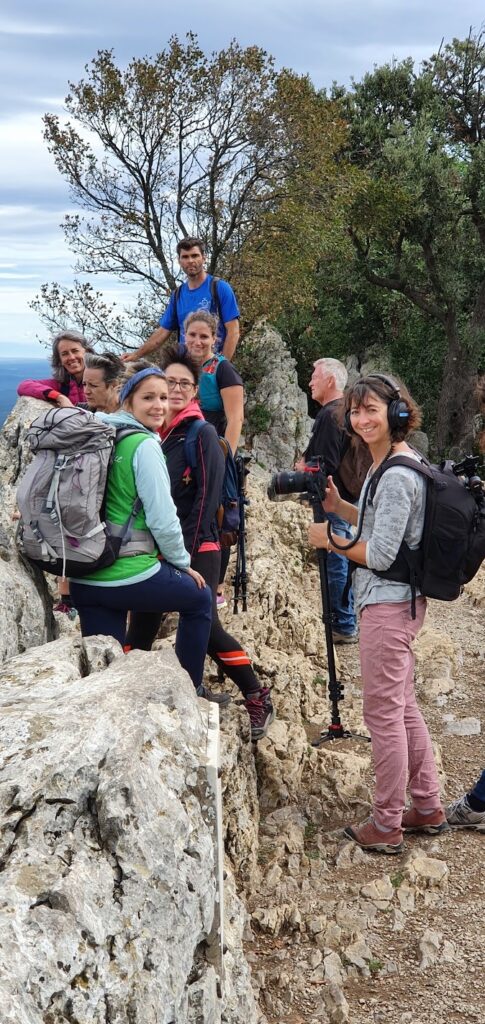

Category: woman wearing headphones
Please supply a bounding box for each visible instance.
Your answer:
[308,373,446,854]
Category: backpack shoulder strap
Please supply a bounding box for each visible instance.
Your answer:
[115,426,151,441]
[173,283,183,340]
[202,354,224,375]
[183,419,207,470]
[112,427,153,515]
[210,276,223,321]
[368,454,433,503]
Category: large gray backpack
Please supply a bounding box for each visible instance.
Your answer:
[16,407,154,578]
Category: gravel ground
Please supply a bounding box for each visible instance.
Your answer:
[246,583,485,1024]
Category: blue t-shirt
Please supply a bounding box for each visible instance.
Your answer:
[160,275,239,352]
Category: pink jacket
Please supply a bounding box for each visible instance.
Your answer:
[17,376,86,404]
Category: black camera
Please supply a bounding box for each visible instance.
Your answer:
[452,455,485,506]
[267,457,328,502]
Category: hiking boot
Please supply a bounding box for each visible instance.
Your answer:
[344,818,403,854]
[401,806,449,834]
[196,685,232,706]
[332,630,359,645]
[216,593,227,610]
[445,795,485,831]
[244,688,275,742]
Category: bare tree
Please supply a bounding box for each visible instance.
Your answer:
[33,36,337,347]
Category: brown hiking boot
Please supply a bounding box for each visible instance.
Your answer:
[401,806,449,834]
[344,818,403,854]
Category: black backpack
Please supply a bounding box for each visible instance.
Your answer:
[365,453,485,613]
[184,419,240,546]
[174,276,222,341]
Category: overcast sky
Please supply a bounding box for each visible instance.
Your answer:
[1,1,483,357]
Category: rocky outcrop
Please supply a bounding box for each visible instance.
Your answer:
[0,396,56,661]
[0,635,262,1024]
[4,351,481,1023]
[219,468,370,819]
[242,322,312,470]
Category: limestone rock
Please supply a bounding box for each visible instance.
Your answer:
[308,914,326,936]
[414,627,458,699]
[392,908,406,931]
[418,927,442,969]
[263,862,282,889]
[404,852,449,890]
[343,936,373,971]
[396,882,415,913]
[335,899,377,934]
[359,874,395,909]
[241,322,312,470]
[251,904,298,937]
[219,706,260,885]
[324,951,344,985]
[444,716,481,736]
[0,397,64,662]
[307,748,372,822]
[322,980,350,1023]
[222,871,266,1024]
[441,939,458,963]
[256,718,309,811]
[335,841,368,868]
[0,638,260,1023]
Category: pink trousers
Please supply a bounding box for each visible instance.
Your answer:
[359,598,441,831]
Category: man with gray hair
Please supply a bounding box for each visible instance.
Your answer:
[296,357,358,643]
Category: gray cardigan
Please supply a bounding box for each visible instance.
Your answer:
[353,453,426,613]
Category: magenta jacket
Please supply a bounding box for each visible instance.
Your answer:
[17,375,86,404]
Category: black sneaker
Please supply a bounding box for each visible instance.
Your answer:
[196,684,232,706]
[244,688,275,741]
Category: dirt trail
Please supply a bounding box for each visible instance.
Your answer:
[245,579,485,1024]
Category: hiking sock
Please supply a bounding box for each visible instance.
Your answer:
[373,819,397,833]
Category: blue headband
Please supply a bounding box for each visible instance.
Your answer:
[120,367,165,404]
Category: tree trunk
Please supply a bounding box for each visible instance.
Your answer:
[434,313,478,456]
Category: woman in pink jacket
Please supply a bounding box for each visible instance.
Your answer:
[17,330,92,406]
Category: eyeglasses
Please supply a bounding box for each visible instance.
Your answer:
[165,377,196,393]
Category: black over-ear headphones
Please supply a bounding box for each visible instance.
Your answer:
[344,373,410,434]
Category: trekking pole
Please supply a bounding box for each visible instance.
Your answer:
[307,489,370,748]
[267,459,370,747]
[233,492,248,613]
[232,455,250,614]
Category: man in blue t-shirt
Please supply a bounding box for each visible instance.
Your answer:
[122,237,240,363]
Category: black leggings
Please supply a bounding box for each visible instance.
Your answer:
[127,550,260,697]
[218,546,231,587]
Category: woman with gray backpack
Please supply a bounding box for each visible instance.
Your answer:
[66,361,214,696]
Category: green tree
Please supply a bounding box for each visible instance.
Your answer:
[339,32,485,452]
[32,37,344,348]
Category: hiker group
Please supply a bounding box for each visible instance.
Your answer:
[16,235,485,852]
